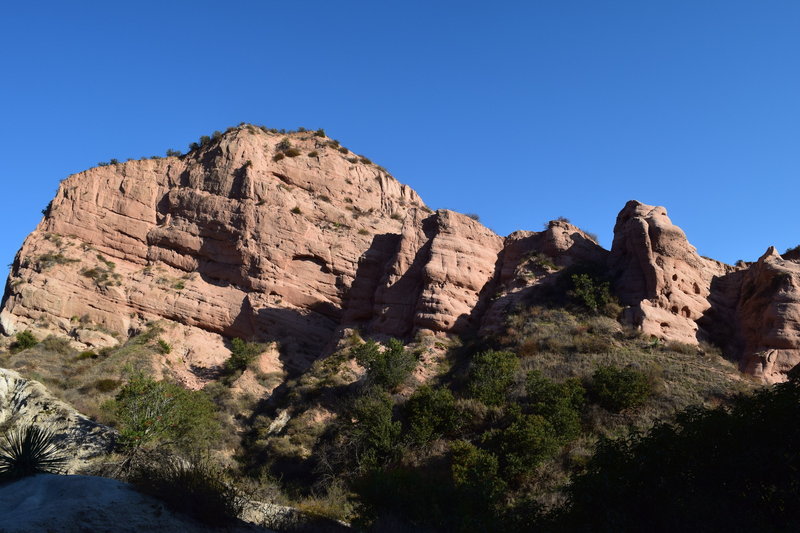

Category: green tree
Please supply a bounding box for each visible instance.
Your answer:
[349,390,401,468]
[405,385,460,445]
[590,365,651,412]
[11,330,38,352]
[352,339,416,391]
[569,273,613,313]
[109,374,219,454]
[481,407,560,481]
[224,338,263,373]
[526,370,585,442]
[467,350,519,406]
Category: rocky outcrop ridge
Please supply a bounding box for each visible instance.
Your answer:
[0,368,114,472]
[2,126,800,383]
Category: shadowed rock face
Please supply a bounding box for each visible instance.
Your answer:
[2,127,799,383]
[736,247,800,382]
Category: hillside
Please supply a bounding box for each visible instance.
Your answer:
[1,124,799,530]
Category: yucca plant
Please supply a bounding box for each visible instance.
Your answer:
[0,425,67,481]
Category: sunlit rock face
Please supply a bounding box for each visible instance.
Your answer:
[3,127,799,383]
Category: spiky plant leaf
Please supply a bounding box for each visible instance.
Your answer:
[0,425,67,481]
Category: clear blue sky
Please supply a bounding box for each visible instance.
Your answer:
[1,1,799,271]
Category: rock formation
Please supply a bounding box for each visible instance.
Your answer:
[2,125,800,383]
[735,247,800,382]
[0,368,114,473]
[608,201,733,344]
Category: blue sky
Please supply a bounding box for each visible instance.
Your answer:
[1,1,798,271]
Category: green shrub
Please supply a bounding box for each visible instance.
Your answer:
[156,338,172,355]
[481,408,560,481]
[308,151,319,157]
[0,425,67,481]
[351,339,417,391]
[405,386,460,445]
[450,440,507,519]
[338,146,349,154]
[35,253,78,270]
[276,138,292,152]
[11,330,38,352]
[40,335,74,356]
[285,148,301,157]
[109,374,219,453]
[95,378,121,392]
[465,213,480,221]
[130,456,244,526]
[569,273,613,313]
[272,153,285,162]
[224,338,263,373]
[466,350,519,406]
[589,365,651,412]
[525,370,584,442]
[349,390,401,468]
[561,378,800,530]
[314,128,326,137]
[76,350,98,360]
[165,149,182,157]
[291,206,302,214]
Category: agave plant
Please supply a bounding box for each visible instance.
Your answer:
[0,425,67,481]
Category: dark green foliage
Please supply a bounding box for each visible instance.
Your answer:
[130,456,244,526]
[11,330,38,352]
[276,138,292,152]
[224,338,263,373]
[156,338,172,355]
[273,152,286,162]
[560,378,800,531]
[404,386,459,445]
[314,128,326,137]
[466,350,519,406]
[109,374,219,453]
[359,156,372,164]
[290,206,301,214]
[109,158,120,165]
[338,146,348,154]
[36,252,75,271]
[589,365,651,412]
[525,370,585,442]
[349,390,401,468]
[785,244,800,255]
[0,425,67,481]
[94,378,121,392]
[285,147,301,157]
[165,149,182,157]
[465,213,480,221]
[351,339,416,391]
[569,273,613,313]
[308,150,319,157]
[481,408,560,482]
[451,440,506,500]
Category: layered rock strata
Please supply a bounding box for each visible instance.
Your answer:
[2,126,800,383]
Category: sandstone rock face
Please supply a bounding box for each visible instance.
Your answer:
[0,126,505,376]
[609,201,732,345]
[4,126,800,384]
[480,221,608,334]
[0,368,114,473]
[736,247,800,382]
